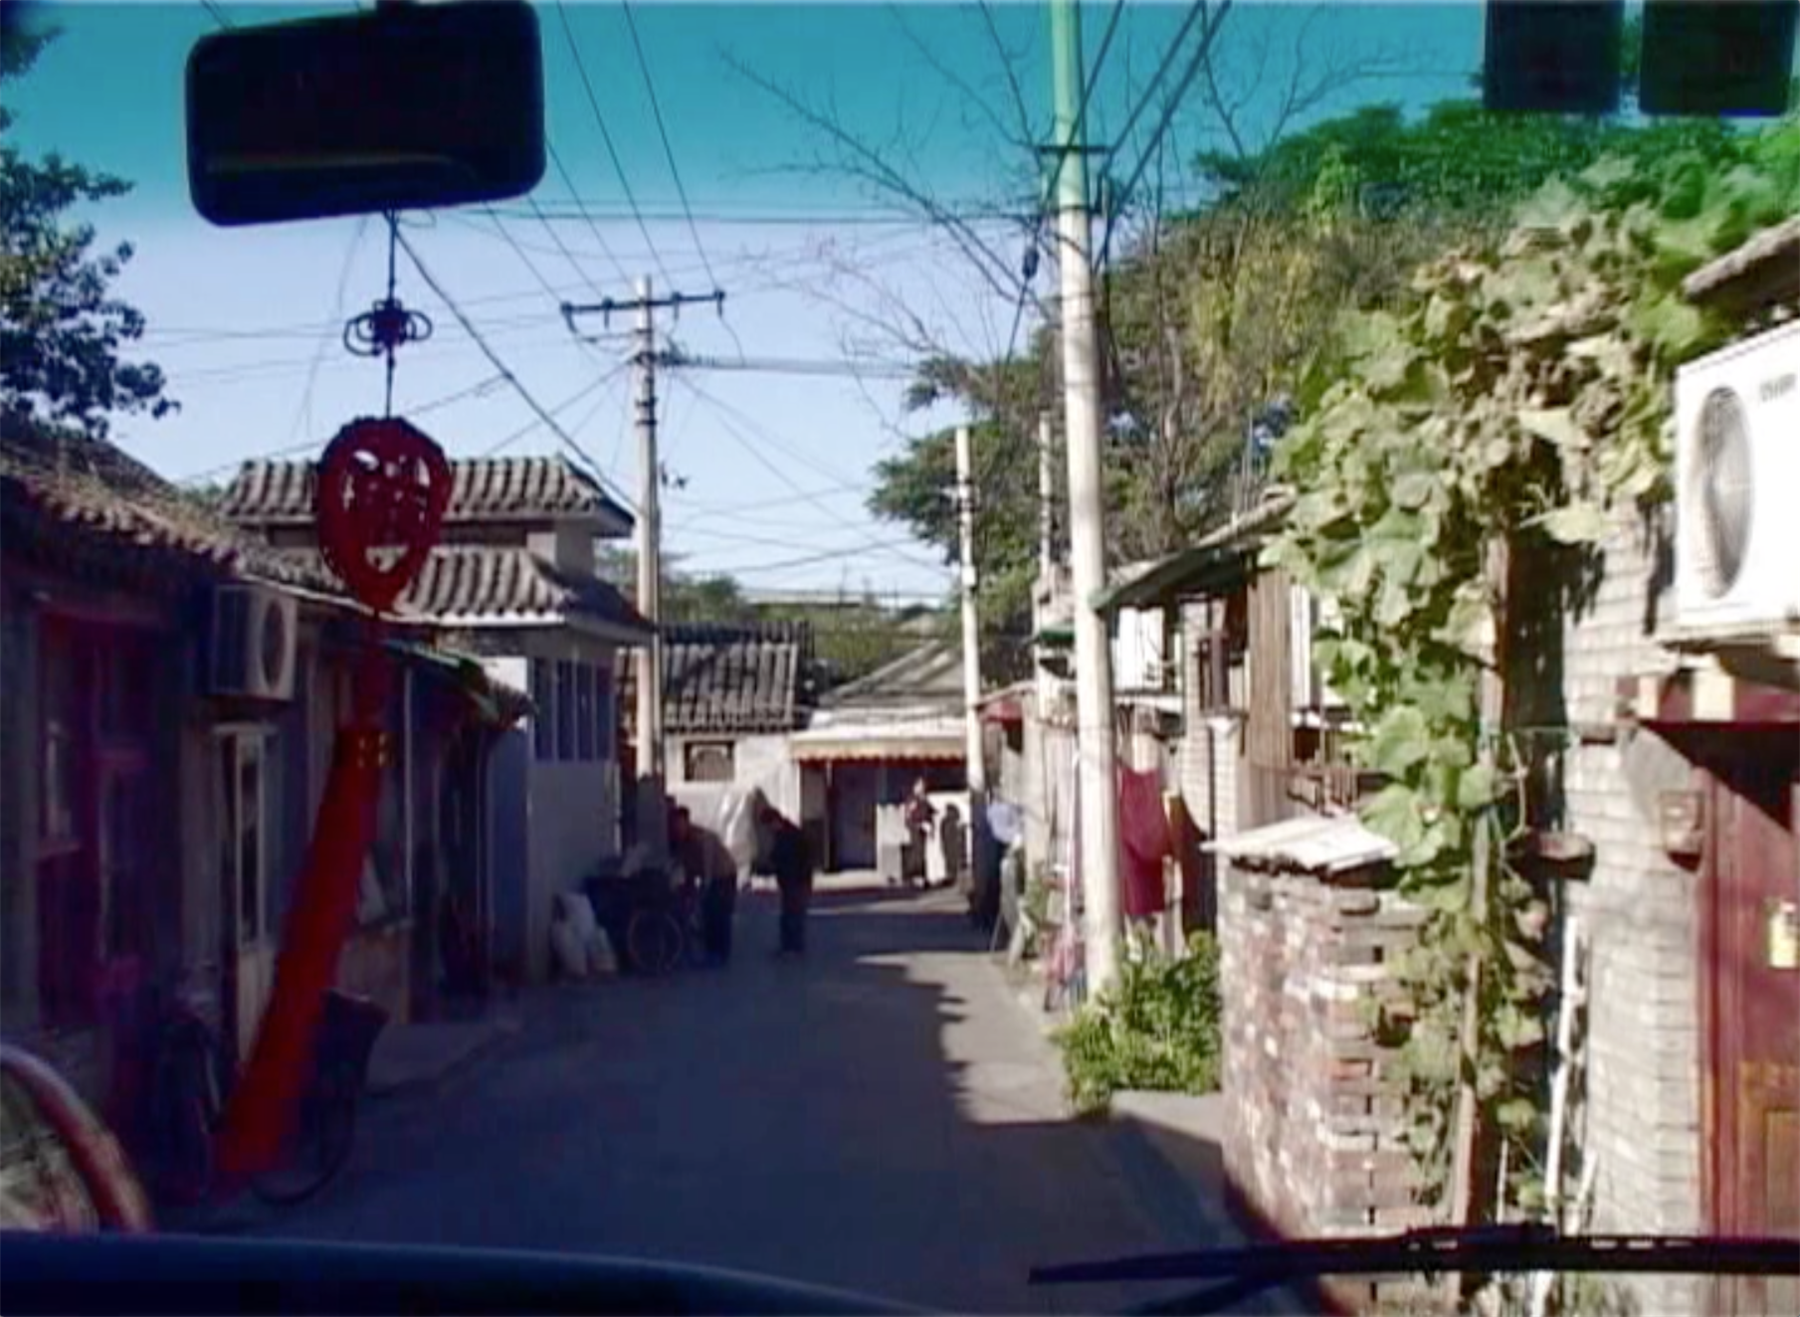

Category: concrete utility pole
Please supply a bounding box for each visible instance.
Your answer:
[1038,411,1056,586]
[563,278,726,853]
[1049,0,1123,996]
[633,279,664,788]
[955,424,990,889]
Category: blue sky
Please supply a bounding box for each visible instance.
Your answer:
[8,1,1483,598]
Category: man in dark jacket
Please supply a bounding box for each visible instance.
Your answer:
[753,798,814,958]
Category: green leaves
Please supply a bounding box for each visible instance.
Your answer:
[1539,501,1611,546]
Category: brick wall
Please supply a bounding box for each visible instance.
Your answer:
[1219,858,1427,1312]
[1558,507,1705,1316]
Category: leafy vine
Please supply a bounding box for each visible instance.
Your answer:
[1262,122,1799,1222]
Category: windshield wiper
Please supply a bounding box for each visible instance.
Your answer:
[1032,1225,1800,1317]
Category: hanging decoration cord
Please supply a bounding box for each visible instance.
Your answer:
[343,212,434,414]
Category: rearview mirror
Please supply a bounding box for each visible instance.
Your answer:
[185,0,546,226]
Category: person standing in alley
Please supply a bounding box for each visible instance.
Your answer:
[674,806,739,966]
[751,792,814,958]
[903,778,937,889]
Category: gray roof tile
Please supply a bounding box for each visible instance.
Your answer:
[223,451,633,530]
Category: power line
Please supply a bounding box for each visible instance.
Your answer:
[1104,0,1212,167]
[483,362,628,457]
[1109,1,1234,220]
[543,140,630,287]
[666,483,870,516]
[620,0,718,294]
[659,352,917,381]
[670,372,865,492]
[393,227,637,512]
[177,373,510,484]
[495,204,1028,228]
[690,537,945,577]
[554,0,674,288]
[665,375,940,576]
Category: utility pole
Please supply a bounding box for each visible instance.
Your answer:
[563,279,726,854]
[1038,411,1056,587]
[955,424,990,906]
[1034,409,1059,722]
[633,278,664,795]
[1049,0,1123,997]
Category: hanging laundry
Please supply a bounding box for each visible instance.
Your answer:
[1117,766,1172,920]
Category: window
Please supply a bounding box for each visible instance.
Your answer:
[215,732,271,947]
[555,661,575,761]
[592,666,614,762]
[575,662,596,761]
[530,658,552,760]
[684,741,735,784]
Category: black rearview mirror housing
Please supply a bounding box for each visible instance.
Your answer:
[186,0,546,227]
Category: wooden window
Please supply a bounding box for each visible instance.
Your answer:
[684,741,734,784]
[575,662,596,761]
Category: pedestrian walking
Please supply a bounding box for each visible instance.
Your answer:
[750,792,814,958]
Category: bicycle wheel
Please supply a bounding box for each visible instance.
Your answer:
[627,907,683,977]
[145,1024,220,1209]
[248,1068,358,1207]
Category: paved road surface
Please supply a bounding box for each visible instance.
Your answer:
[236,883,1233,1313]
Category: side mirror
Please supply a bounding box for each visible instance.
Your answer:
[185,0,547,226]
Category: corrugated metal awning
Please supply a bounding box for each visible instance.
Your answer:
[1203,813,1397,875]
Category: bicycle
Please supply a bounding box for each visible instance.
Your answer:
[626,880,711,977]
[139,979,389,1211]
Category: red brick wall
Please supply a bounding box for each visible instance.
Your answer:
[1218,860,1430,1311]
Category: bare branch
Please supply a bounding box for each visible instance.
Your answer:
[975,0,1038,152]
[722,51,1034,310]
[885,5,1031,154]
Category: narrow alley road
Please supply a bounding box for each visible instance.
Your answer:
[231,880,1234,1313]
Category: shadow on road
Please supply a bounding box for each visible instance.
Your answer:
[236,883,1270,1315]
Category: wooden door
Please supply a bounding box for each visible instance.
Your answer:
[1705,744,1800,1317]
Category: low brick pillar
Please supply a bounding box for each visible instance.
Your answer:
[1219,858,1431,1311]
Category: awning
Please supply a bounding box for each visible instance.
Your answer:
[1093,492,1295,615]
[1204,813,1397,876]
[788,715,967,764]
[385,639,535,728]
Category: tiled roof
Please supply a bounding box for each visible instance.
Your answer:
[275,544,650,635]
[820,639,964,712]
[0,427,339,593]
[624,622,815,734]
[221,452,633,530]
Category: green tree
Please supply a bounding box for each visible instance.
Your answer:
[1,23,174,438]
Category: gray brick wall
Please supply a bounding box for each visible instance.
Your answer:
[1559,508,1704,1317]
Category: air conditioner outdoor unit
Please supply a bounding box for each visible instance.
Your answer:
[1673,320,1800,638]
[208,584,298,701]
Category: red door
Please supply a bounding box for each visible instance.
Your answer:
[1705,737,1800,1317]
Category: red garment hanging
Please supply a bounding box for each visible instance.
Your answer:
[1117,767,1171,920]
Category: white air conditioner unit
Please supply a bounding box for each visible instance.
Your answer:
[1673,321,1800,637]
[207,584,298,701]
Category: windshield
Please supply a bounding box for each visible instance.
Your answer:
[2,3,1796,1315]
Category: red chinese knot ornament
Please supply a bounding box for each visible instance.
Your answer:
[315,416,452,613]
